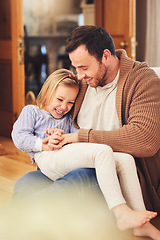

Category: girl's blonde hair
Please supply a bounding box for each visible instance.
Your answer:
[36,68,79,110]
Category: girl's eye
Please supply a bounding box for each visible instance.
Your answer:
[57,98,63,102]
[68,102,74,105]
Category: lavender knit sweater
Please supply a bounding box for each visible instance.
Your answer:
[12,105,78,160]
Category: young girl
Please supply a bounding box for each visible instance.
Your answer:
[12,69,159,239]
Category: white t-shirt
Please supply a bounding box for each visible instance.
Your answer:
[77,71,121,131]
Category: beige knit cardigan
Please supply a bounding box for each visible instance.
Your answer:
[72,49,160,213]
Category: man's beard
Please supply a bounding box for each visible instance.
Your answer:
[95,63,108,87]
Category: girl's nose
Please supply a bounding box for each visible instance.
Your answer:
[61,102,67,111]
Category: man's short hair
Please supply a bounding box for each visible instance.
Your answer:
[66,25,116,61]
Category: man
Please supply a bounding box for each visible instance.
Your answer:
[14,25,160,214]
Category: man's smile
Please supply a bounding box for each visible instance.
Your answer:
[86,77,93,84]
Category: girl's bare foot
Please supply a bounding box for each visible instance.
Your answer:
[112,204,157,231]
[133,222,160,240]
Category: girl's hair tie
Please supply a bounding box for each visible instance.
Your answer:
[69,73,79,83]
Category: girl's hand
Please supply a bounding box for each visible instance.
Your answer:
[42,131,64,151]
[46,128,64,136]
[42,141,62,151]
[59,132,78,147]
[42,128,64,147]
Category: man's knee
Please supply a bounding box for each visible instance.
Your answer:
[14,171,52,192]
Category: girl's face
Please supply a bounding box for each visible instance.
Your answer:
[46,85,79,119]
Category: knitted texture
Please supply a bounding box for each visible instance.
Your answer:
[72,49,160,213]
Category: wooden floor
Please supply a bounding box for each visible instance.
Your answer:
[0,135,36,205]
[0,135,160,240]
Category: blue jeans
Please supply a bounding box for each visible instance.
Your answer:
[13,168,100,201]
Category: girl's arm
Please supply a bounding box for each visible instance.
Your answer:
[12,105,39,153]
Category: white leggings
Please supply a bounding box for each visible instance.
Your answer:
[35,143,145,211]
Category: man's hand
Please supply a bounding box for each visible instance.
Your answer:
[59,132,78,147]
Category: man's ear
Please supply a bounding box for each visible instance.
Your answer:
[102,49,111,61]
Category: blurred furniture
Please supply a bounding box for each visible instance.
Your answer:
[24,26,49,96]
[56,45,71,70]
[25,91,36,105]
[151,67,160,77]
[0,144,5,155]
[57,53,71,70]
[81,3,95,25]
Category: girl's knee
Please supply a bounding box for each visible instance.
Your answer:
[98,144,113,153]
[122,153,134,162]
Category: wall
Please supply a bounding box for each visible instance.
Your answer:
[136,0,147,62]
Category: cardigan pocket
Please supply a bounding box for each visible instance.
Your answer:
[152,185,160,213]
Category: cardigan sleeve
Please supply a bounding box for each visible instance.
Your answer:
[78,68,160,158]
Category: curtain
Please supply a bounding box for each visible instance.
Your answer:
[145,0,160,67]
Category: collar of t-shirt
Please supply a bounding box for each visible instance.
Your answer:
[95,70,119,94]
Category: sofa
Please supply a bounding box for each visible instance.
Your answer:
[152,67,160,78]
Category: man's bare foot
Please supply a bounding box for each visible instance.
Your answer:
[112,204,157,231]
[133,222,160,240]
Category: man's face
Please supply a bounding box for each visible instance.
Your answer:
[69,45,108,88]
